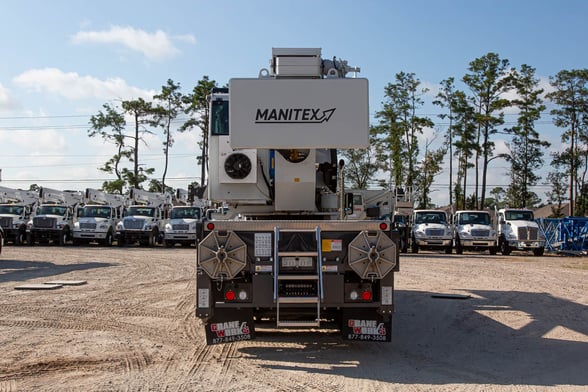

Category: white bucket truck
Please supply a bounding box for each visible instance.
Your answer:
[72,189,127,246]
[452,210,498,254]
[163,188,206,247]
[0,186,39,245]
[410,209,453,254]
[497,208,545,256]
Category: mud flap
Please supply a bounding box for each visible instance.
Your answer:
[341,308,392,342]
[204,309,256,345]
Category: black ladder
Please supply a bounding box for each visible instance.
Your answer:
[273,226,323,328]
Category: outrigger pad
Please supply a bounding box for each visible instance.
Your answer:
[342,308,392,342]
[205,309,256,345]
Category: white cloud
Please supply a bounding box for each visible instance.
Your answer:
[0,83,20,112]
[71,26,191,61]
[13,68,154,101]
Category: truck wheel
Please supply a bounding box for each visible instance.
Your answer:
[500,238,511,256]
[533,247,544,256]
[16,231,25,246]
[411,237,419,254]
[455,238,463,254]
[103,231,114,247]
[58,231,68,246]
[148,230,158,247]
[445,245,452,254]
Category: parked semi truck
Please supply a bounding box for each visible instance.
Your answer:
[497,208,545,256]
[73,189,126,246]
[28,188,84,245]
[196,48,399,344]
[452,210,498,254]
[0,186,39,245]
[116,188,172,246]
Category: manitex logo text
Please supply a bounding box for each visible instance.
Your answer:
[255,108,336,124]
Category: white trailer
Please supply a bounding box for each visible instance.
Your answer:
[197,48,398,345]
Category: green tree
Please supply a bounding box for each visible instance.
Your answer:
[462,53,513,209]
[414,140,446,209]
[433,77,458,208]
[546,69,588,216]
[153,79,185,193]
[504,64,550,208]
[182,76,218,188]
[451,90,478,210]
[341,126,380,189]
[121,98,158,189]
[88,103,129,193]
[375,72,433,189]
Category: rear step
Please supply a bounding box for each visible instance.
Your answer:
[274,226,323,328]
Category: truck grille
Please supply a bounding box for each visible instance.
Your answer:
[80,222,97,230]
[33,216,57,229]
[172,224,189,231]
[425,228,445,236]
[517,226,538,240]
[471,229,490,237]
[0,217,13,228]
[123,218,144,230]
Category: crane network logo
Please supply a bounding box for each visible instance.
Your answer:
[254,108,336,124]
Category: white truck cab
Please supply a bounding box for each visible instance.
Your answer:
[497,208,545,256]
[411,209,453,254]
[452,210,498,254]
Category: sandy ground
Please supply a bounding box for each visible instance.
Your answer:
[0,245,587,391]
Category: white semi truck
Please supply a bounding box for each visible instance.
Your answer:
[116,188,172,246]
[0,186,39,245]
[28,188,84,245]
[72,189,127,246]
[452,210,498,254]
[497,208,545,256]
[410,209,453,254]
[196,48,398,344]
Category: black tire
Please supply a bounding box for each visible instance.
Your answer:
[103,231,113,247]
[500,238,511,256]
[445,245,452,254]
[58,231,68,246]
[455,237,463,254]
[411,237,419,254]
[15,231,26,246]
[533,247,544,256]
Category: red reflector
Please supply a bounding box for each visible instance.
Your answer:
[379,222,388,230]
[225,290,235,301]
[206,222,215,230]
[361,290,372,301]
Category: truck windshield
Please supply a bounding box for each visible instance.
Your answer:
[211,99,229,135]
[0,205,24,215]
[459,213,490,225]
[83,206,111,218]
[171,207,201,219]
[505,210,534,221]
[38,206,67,216]
[126,207,155,217]
[415,212,446,224]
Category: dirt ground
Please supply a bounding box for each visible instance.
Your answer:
[0,245,587,392]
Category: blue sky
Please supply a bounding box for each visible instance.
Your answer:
[1,0,586,206]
